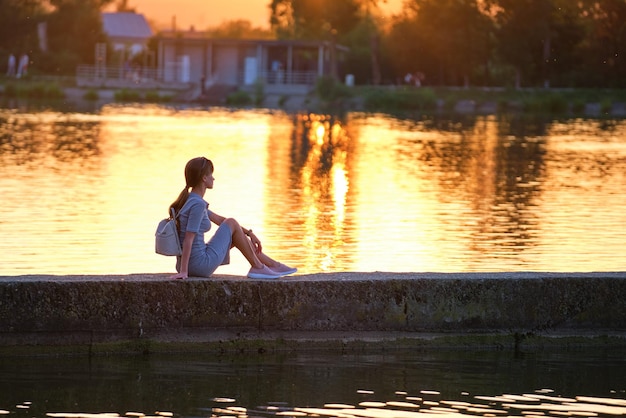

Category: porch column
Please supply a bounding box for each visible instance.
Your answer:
[317,45,324,78]
[201,41,207,92]
[158,41,164,81]
[287,44,293,84]
[257,44,263,82]
[207,42,213,81]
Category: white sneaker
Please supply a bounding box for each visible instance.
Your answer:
[247,264,281,279]
[271,263,297,276]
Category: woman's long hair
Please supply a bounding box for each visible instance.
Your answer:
[169,157,213,218]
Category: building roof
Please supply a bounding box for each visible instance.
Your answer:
[157,31,349,51]
[102,12,153,41]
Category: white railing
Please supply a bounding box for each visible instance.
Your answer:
[77,65,163,82]
[76,64,194,89]
[77,65,319,87]
[243,70,318,86]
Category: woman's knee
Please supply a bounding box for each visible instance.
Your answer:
[223,218,240,230]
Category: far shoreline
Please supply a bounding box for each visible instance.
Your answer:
[2,78,626,117]
[68,85,626,117]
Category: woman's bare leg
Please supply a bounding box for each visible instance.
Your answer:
[225,218,294,274]
[256,251,280,269]
[224,218,263,268]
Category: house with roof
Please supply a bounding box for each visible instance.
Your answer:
[76,11,160,88]
[101,12,153,60]
[78,15,346,97]
[155,29,347,95]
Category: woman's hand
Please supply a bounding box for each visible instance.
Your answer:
[170,271,188,280]
[249,231,263,254]
[172,232,195,280]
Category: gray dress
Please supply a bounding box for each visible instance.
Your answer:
[176,192,232,277]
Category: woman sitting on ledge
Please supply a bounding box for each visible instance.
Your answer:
[168,156,297,280]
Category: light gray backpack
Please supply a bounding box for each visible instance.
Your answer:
[155,208,181,256]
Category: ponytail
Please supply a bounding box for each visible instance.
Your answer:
[169,186,190,218]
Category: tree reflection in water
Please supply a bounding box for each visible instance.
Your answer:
[1,106,625,274]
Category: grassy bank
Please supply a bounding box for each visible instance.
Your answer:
[353,85,626,115]
[0,77,174,103]
[427,86,626,114]
[0,79,65,100]
[2,75,626,116]
[310,76,626,115]
[112,88,173,103]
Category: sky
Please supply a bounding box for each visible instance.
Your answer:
[114,0,404,31]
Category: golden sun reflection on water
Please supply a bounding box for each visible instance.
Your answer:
[1,106,625,276]
[208,389,626,418]
[3,389,625,418]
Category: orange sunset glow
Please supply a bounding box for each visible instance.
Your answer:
[114,0,404,30]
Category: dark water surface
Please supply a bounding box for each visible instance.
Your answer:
[1,104,625,276]
[0,349,625,417]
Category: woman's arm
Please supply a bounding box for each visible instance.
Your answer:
[209,210,261,253]
[208,211,225,225]
[209,210,254,235]
[170,231,196,280]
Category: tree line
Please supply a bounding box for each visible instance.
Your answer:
[270,0,626,88]
[0,0,112,75]
[1,0,625,88]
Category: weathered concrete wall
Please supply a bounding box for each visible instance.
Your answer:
[1,272,625,349]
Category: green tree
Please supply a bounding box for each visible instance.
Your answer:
[546,2,586,86]
[575,0,626,87]
[341,16,380,84]
[486,0,584,88]
[114,0,136,12]
[40,0,113,74]
[270,0,362,40]
[386,0,493,87]
[0,0,47,63]
[269,0,392,83]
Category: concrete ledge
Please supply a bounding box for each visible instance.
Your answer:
[1,272,625,352]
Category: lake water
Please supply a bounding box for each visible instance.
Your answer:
[1,104,625,276]
[1,103,625,417]
[0,348,625,417]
